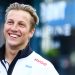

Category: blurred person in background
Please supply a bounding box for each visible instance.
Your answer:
[0,2,59,75]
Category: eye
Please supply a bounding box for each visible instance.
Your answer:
[6,20,14,25]
[18,22,26,28]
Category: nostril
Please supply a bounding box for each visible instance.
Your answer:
[11,26,18,31]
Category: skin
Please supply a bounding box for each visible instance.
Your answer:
[3,10,35,64]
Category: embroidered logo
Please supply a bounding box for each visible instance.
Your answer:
[25,65,32,68]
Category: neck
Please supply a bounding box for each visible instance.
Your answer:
[5,42,28,64]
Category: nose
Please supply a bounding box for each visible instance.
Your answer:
[11,23,18,31]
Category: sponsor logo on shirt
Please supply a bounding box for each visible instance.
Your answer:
[34,58,47,66]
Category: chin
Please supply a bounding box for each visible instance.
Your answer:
[7,40,20,46]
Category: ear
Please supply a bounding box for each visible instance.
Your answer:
[29,28,35,38]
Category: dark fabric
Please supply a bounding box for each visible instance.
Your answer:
[8,51,21,75]
[0,44,5,60]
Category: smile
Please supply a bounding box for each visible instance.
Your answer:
[10,34,19,38]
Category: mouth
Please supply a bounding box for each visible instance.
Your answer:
[8,33,21,39]
[10,34,19,38]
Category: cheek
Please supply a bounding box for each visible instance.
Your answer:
[4,25,9,32]
[21,30,30,38]
[3,28,7,40]
[3,26,7,35]
[3,25,11,36]
[20,27,30,34]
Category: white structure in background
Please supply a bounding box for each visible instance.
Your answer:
[40,0,67,53]
[41,24,62,53]
[40,0,66,23]
[54,24,71,36]
[41,25,54,53]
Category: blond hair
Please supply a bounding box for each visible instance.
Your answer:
[5,2,39,29]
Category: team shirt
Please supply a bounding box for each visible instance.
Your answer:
[0,44,59,75]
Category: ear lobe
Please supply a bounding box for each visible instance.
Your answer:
[29,28,35,38]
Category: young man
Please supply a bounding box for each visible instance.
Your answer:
[0,2,59,75]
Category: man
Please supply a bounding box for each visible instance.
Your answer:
[0,2,59,75]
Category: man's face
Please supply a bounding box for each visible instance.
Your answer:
[4,10,35,47]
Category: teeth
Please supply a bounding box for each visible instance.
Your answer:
[10,34,18,38]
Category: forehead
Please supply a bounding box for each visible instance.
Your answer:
[6,10,32,22]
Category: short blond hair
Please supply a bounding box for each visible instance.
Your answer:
[5,2,39,29]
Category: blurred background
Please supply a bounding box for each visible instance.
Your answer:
[0,0,75,75]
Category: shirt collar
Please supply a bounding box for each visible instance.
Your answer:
[0,43,33,60]
[0,44,5,60]
[19,43,33,59]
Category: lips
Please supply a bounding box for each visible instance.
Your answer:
[8,32,21,39]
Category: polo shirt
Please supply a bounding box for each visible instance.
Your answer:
[0,44,59,75]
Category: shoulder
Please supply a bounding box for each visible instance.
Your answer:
[32,51,51,66]
[32,51,59,75]
[32,51,54,66]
